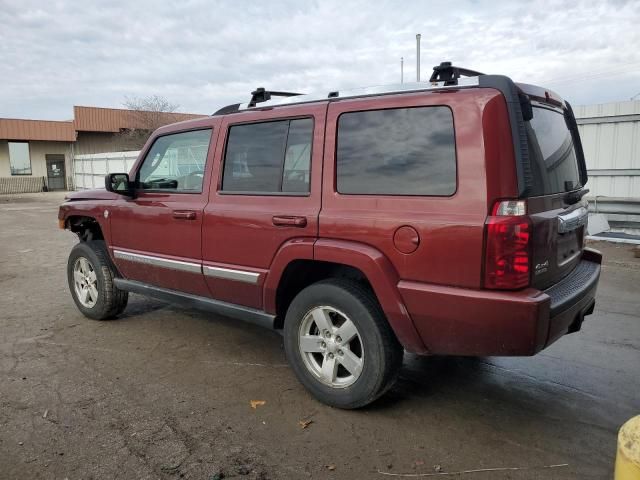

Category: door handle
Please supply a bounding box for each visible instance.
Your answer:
[173,210,197,220]
[272,215,307,227]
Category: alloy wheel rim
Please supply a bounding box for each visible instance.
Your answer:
[298,306,364,388]
[73,257,98,308]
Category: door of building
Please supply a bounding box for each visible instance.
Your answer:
[45,154,66,190]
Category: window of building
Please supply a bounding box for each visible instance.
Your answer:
[336,106,457,196]
[222,118,313,194]
[9,142,32,175]
[138,129,212,192]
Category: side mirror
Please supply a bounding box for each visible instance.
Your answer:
[105,173,133,196]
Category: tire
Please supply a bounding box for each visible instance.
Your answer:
[283,279,403,409]
[67,240,128,320]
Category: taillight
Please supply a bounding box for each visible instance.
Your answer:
[484,200,531,290]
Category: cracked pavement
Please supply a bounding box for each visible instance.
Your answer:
[1,192,639,479]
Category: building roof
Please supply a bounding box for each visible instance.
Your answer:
[0,106,207,142]
[0,119,76,142]
[73,106,205,133]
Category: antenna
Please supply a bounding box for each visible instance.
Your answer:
[416,34,421,82]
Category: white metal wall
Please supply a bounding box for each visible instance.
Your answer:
[575,100,640,199]
[73,151,139,190]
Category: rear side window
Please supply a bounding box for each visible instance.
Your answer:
[336,106,456,195]
[222,118,313,194]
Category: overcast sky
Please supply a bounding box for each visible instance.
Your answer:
[1,0,639,120]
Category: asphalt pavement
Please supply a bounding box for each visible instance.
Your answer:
[1,192,638,479]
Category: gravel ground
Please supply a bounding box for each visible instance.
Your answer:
[1,192,639,479]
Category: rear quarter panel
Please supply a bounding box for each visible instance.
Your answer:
[320,88,510,289]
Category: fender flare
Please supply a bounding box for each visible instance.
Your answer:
[263,238,315,315]
[265,238,428,354]
[314,239,427,354]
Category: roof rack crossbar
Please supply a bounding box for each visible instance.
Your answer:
[249,87,304,107]
[429,61,484,86]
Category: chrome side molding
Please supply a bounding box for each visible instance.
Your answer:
[113,250,202,274]
[203,265,260,284]
[113,249,261,284]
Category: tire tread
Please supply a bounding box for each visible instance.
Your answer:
[284,278,403,409]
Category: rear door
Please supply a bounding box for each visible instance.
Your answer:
[110,127,216,297]
[201,103,326,309]
[523,101,589,289]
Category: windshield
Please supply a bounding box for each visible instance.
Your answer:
[525,106,582,196]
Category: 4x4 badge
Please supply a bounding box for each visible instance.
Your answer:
[535,260,549,275]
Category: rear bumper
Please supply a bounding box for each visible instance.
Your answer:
[398,248,601,356]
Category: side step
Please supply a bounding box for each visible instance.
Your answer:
[113,278,276,330]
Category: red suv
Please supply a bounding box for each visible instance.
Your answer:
[59,63,601,408]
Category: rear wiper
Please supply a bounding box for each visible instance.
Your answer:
[564,188,589,205]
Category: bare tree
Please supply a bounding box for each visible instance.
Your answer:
[118,95,180,150]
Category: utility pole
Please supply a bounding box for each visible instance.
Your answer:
[401,57,404,84]
[416,34,421,82]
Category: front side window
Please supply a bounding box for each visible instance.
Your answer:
[222,118,313,194]
[138,129,212,192]
[336,106,457,196]
[9,142,32,175]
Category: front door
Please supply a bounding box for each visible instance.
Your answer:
[45,154,66,190]
[201,103,327,310]
[109,126,217,297]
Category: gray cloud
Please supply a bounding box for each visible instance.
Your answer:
[1,0,639,119]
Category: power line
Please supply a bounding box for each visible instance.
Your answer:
[544,61,640,86]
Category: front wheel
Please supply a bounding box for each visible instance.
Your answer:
[283,279,403,409]
[67,241,128,320]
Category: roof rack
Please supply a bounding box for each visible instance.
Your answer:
[429,61,484,86]
[212,87,305,115]
[249,87,303,107]
[212,62,483,115]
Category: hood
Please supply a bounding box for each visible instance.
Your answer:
[65,188,122,201]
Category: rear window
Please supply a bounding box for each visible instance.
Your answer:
[336,106,457,195]
[526,106,582,196]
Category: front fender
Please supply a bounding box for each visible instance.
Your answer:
[313,239,428,354]
[58,200,113,246]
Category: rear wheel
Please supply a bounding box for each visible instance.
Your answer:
[283,279,403,409]
[67,241,128,320]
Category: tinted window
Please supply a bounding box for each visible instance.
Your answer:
[526,106,582,196]
[283,118,313,192]
[138,129,212,192]
[336,106,456,195]
[222,118,313,193]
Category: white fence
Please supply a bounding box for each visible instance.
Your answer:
[73,151,139,190]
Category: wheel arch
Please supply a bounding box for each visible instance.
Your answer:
[266,238,428,354]
[65,215,106,242]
